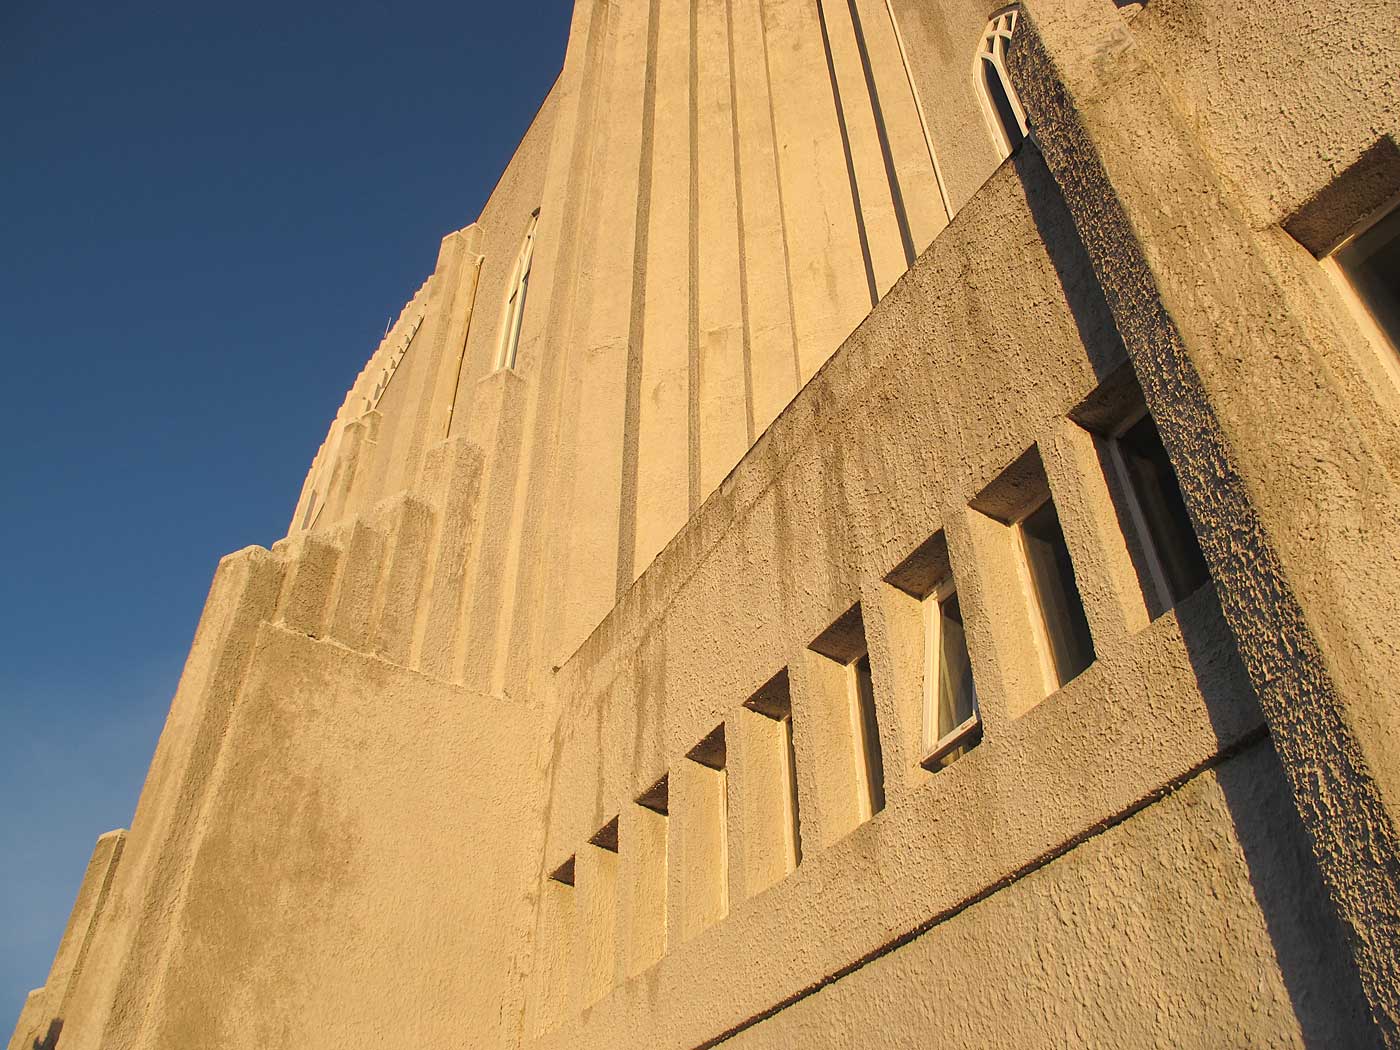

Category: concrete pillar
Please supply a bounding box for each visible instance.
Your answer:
[668,735,729,944]
[695,0,751,501]
[727,0,801,437]
[326,519,387,652]
[761,0,873,382]
[366,495,435,666]
[818,0,911,298]
[620,796,667,977]
[631,0,694,579]
[6,830,126,1050]
[851,0,947,251]
[1012,1,1400,1035]
[272,534,343,637]
[57,548,285,1050]
[557,0,655,655]
[414,435,485,678]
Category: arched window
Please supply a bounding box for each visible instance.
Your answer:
[496,209,539,371]
[975,7,1030,160]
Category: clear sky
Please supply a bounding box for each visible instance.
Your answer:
[0,0,573,1026]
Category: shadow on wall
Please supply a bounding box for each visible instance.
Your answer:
[32,1018,61,1050]
[1011,139,1379,1045]
[1178,590,1380,1048]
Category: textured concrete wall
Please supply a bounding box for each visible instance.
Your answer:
[15,0,1398,1047]
[521,154,1376,1047]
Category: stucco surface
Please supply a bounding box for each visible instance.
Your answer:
[15,0,1399,1046]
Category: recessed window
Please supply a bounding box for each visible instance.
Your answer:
[496,209,539,371]
[1109,411,1210,613]
[975,7,1029,160]
[922,580,981,769]
[1018,496,1096,689]
[1329,199,1400,355]
[630,776,668,975]
[809,605,887,826]
[849,652,886,818]
[885,530,982,770]
[679,726,728,939]
[743,670,803,884]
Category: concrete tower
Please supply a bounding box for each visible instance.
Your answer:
[13,0,1400,1047]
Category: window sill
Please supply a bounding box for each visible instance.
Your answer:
[920,714,982,771]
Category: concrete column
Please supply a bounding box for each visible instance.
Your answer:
[1012,1,1400,1035]
[326,519,388,652]
[272,534,343,637]
[695,0,751,500]
[632,0,693,579]
[557,0,655,655]
[761,0,873,382]
[57,547,285,1050]
[577,842,620,1007]
[667,742,729,944]
[366,495,435,666]
[852,0,947,251]
[818,0,910,298]
[414,435,485,678]
[726,0,800,436]
[7,829,126,1050]
[620,797,667,977]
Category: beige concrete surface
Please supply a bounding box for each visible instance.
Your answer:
[16,0,1399,1047]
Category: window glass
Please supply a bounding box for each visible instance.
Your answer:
[1021,499,1095,685]
[935,591,978,739]
[1119,414,1210,604]
[1335,205,1400,349]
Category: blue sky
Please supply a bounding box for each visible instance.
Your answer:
[0,0,572,1026]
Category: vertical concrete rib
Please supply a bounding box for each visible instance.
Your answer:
[844,0,915,266]
[617,0,666,594]
[498,0,610,694]
[630,0,693,580]
[723,0,757,446]
[733,0,801,434]
[761,0,871,382]
[816,0,900,301]
[556,0,654,653]
[57,547,284,1050]
[867,0,951,240]
[687,0,703,514]
[696,0,751,500]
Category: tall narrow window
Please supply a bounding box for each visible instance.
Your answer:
[922,579,981,769]
[809,605,886,829]
[743,670,802,888]
[975,7,1029,159]
[849,652,887,818]
[1108,410,1211,614]
[1019,496,1096,688]
[496,209,539,371]
[679,727,728,940]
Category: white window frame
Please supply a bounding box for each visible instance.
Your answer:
[974,6,1030,161]
[495,209,539,372]
[920,576,981,768]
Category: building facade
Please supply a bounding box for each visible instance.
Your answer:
[12,0,1400,1047]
